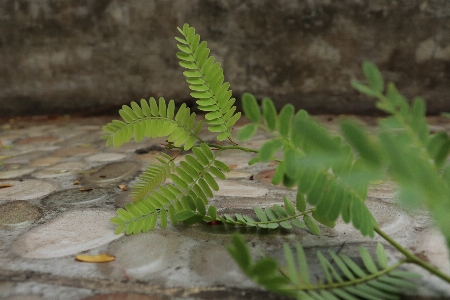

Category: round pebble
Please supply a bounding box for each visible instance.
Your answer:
[82,161,141,186]
[0,200,42,228]
[214,180,269,197]
[41,188,117,207]
[12,209,122,258]
[51,147,98,157]
[3,151,47,164]
[101,231,178,279]
[32,162,86,179]
[224,171,253,179]
[29,157,63,167]
[0,180,58,200]
[85,153,126,162]
[0,168,35,179]
[190,243,249,284]
[83,294,164,300]
[16,136,59,145]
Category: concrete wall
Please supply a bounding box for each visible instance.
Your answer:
[1,0,450,116]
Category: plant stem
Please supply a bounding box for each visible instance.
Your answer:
[207,144,259,153]
[375,226,450,283]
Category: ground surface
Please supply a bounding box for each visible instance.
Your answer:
[0,114,449,300]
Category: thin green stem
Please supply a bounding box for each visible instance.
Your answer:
[375,226,450,283]
[219,208,315,226]
[287,260,407,291]
[207,144,259,153]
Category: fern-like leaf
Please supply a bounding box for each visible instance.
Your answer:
[112,143,230,234]
[102,98,203,150]
[216,198,330,235]
[176,23,241,141]
[239,94,378,237]
[351,62,450,245]
[130,153,175,202]
[228,235,421,299]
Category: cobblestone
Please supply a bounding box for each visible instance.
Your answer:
[0,115,449,299]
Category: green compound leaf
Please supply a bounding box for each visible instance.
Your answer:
[176,23,240,141]
[229,235,420,299]
[340,119,382,167]
[262,97,277,131]
[175,209,196,221]
[258,139,283,162]
[237,123,258,141]
[277,104,294,138]
[303,215,320,236]
[362,61,384,93]
[102,98,201,150]
[241,92,261,123]
[376,243,389,269]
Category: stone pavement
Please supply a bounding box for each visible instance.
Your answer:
[0,114,449,300]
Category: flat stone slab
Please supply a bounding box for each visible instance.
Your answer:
[214,180,269,197]
[32,161,86,179]
[12,209,122,259]
[0,167,35,179]
[81,161,141,186]
[0,200,42,229]
[85,153,126,162]
[0,179,58,200]
[41,188,117,207]
[0,116,449,300]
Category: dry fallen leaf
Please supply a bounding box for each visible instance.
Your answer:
[73,180,80,185]
[268,161,278,166]
[118,184,128,191]
[228,164,238,170]
[0,183,13,189]
[80,188,93,192]
[75,253,115,263]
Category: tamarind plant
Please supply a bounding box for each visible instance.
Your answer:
[102,24,450,299]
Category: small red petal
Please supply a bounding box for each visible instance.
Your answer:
[207,221,222,226]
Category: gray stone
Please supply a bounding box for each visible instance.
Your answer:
[81,161,141,186]
[0,200,42,229]
[101,231,180,280]
[0,179,58,200]
[1,1,450,116]
[12,209,122,258]
[41,188,117,207]
[31,161,87,179]
[214,180,269,197]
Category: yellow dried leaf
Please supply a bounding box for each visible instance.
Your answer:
[268,161,278,166]
[80,187,93,192]
[75,253,115,263]
[0,183,13,189]
[73,180,80,185]
[118,184,128,191]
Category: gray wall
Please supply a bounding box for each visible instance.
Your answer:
[1,0,450,116]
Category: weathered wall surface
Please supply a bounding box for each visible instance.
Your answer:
[1,0,450,116]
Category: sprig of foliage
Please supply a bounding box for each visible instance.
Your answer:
[102,97,203,150]
[216,197,322,236]
[176,24,241,142]
[110,143,230,234]
[351,62,450,247]
[238,93,378,237]
[228,234,421,300]
[103,23,450,299]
